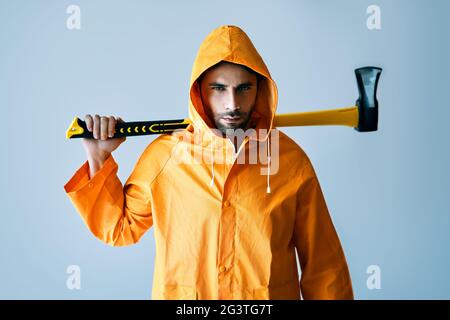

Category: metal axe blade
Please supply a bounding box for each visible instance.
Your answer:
[354,66,382,132]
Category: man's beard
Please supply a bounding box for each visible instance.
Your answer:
[213,109,253,136]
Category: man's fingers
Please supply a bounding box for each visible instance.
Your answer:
[93,114,100,139]
[85,114,93,132]
[100,116,109,140]
[86,114,123,139]
[108,116,116,138]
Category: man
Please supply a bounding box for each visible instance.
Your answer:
[64,25,354,300]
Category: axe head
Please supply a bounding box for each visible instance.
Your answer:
[354,66,382,132]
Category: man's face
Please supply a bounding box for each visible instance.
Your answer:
[199,62,258,135]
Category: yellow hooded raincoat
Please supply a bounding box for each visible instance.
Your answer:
[64,25,354,300]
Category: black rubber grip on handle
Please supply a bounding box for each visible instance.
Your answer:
[67,117,189,139]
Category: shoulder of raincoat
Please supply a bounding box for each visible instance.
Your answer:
[64,25,354,300]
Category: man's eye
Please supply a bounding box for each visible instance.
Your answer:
[238,86,251,92]
[212,87,226,91]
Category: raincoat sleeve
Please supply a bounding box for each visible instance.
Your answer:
[63,151,153,247]
[293,160,354,300]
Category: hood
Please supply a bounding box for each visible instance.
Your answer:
[188,25,278,145]
[186,25,278,193]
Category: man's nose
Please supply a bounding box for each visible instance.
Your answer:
[225,91,240,111]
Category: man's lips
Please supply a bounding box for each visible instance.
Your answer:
[222,116,242,123]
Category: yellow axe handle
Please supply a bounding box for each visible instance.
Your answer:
[273,106,358,128]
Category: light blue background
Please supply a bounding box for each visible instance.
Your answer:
[1,0,449,299]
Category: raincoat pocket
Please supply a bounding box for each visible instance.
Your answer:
[162,284,197,300]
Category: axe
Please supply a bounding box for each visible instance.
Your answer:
[66,66,382,139]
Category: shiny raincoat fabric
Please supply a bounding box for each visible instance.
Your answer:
[64,25,353,300]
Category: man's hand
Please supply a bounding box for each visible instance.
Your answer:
[82,114,126,179]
